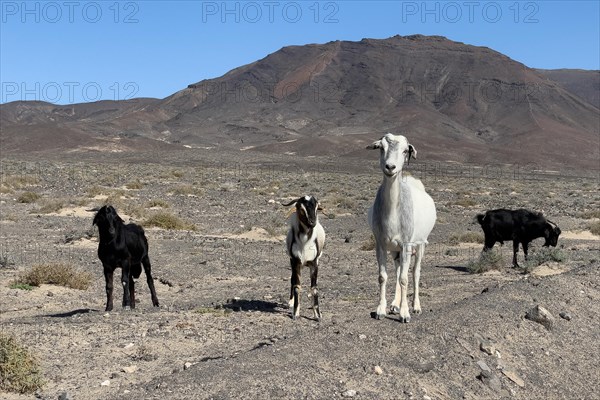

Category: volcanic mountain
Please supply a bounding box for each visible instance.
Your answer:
[1,35,598,168]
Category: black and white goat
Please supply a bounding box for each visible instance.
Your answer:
[476,208,561,267]
[92,205,159,311]
[283,196,325,321]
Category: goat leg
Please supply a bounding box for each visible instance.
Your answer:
[142,256,160,307]
[309,261,321,321]
[104,265,114,312]
[290,258,302,320]
[121,258,132,310]
[512,240,520,268]
[129,275,135,309]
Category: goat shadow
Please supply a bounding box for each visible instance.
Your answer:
[45,308,99,318]
[223,299,282,314]
[435,265,471,273]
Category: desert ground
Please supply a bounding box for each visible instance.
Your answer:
[0,148,598,400]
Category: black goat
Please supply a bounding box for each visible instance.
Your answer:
[476,208,561,267]
[92,205,159,311]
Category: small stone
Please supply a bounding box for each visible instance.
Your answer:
[268,199,275,204]
[101,380,110,386]
[502,368,525,387]
[495,350,501,359]
[479,340,496,355]
[47,291,54,297]
[121,366,137,374]
[359,334,367,340]
[342,389,357,398]
[110,372,119,379]
[525,305,555,331]
[559,311,572,321]
[184,362,193,370]
[103,313,110,318]
[123,343,134,349]
[58,392,71,400]
[423,396,432,400]
[476,360,492,373]
[374,365,383,375]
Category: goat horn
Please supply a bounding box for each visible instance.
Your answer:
[547,219,557,227]
[281,198,301,207]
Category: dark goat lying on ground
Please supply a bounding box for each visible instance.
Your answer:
[92,205,159,311]
[476,208,561,267]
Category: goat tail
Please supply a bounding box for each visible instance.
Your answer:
[475,213,486,225]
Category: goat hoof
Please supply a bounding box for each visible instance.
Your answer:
[375,313,386,320]
[389,306,400,314]
[398,315,411,323]
[123,306,131,311]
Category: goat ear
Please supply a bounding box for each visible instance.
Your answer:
[366,140,382,150]
[408,144,417,160]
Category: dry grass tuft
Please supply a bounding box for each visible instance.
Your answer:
[448,232,484,245]
[360,234,376,251]
[31,199,64,214]
[12,263,91,290]
[17,191,41,204]
[466,250,503,274]
[143,212,197,231]
[589,221,600,236]
[0,333,44,393]
[3,175,39,189]
[578,210,600,219]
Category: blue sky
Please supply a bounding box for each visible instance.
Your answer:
[1,1,598,104]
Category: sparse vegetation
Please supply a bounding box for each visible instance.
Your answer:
[16,191,40,203]
[132,343,158,362]
[31,199,64,214]
[9,283,34,291]
[146,199,170,208]
[450,198,477,207]
[126,179,145,190]
[589,221,600,236]
[3,175,39,189]
[194,307,232,317]
[0,333,44,393]
[448,232,484,245]
[143,211,197,231]
[578,210,600,219]
[171,184,202,196]
[466,250,503,274]
[521,247,567,273]
[12,263,91,290]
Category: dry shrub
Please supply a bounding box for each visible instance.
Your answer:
[171,185,202,196]
[143,212,196,231]
[17,191,40,203]
[521,248,566,273]
[579,210,600,219]
[146,199,170,208]
[3,175,39,189]
[589,221,600,236]
[448,232,484,245]
[13,263,91,290]
[126,180,145,190]
[467,250,503,274]
[31,199,64,214]
[0,333,44,393]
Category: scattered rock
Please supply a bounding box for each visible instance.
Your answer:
[479,340,496,355]
[358,334,367,340]
[184,362,193,370]
[123,343,134,349]
[342,389,357,398]
[525,305,555,331]
[100,380,110,387]
[374,365,383,375]
[476,360,491,373]
[110,372,119,379]
[423,396,432,400]
[58,392,71,400]
[478,370,503,391]
[47,291,54,297]
[121,366,137,374]
[559,311,572,321]
[501,368,525,387]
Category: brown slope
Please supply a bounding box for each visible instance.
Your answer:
[536,69,600,108]
[1,35,598,168]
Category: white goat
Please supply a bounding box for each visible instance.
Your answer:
[283,196,325,321]
[367,133,436,322]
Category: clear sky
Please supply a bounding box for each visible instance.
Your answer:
[1,0,598,104]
